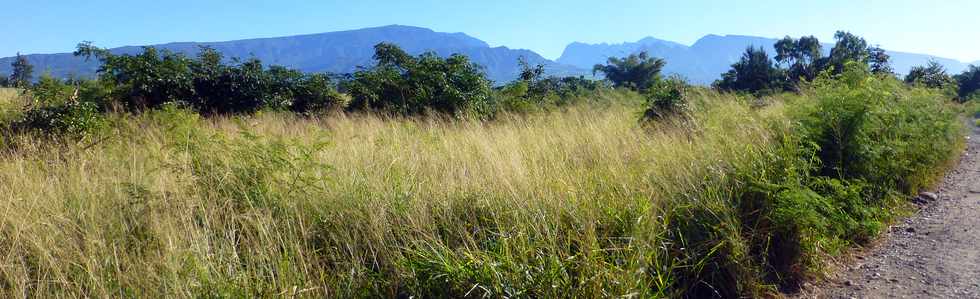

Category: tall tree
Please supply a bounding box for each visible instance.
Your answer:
[592,51,666,91]
[714,47,783,93]
[828,31,870,73]
[955,65,980,99]
[344,43,493,116]
[906,60,957,89]
[774,35,823,82]
[9,53,34,88]
[868,46,893,75]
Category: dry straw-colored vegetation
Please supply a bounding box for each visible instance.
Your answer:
[0,89,770,297]
[0,88,21,107]
[0,88,24,124]
[0,71,965,297]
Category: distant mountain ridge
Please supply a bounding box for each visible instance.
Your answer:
[559,34,976,84]
[1,25,975,85]
[0,25,585,84]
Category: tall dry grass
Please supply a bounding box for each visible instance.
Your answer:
[0,79,962,297]
[0,88,19,101]
[0,88,23,120]
[0,90,784,297]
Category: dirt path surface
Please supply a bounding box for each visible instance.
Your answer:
[802,126,980,298]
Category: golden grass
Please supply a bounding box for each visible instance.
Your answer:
[0,88,18,101]
[0,91,785,297]
[0,88,23,119]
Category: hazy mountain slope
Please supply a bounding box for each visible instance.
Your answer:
[2,26,972,86]
[559,37,688,68]
[0,25,585,84]
[559,34,974,84]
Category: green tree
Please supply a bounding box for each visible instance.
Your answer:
[75,43,195,110]
[592,51,666,91]
[714,47,783,94]
[775,35,823,82]
[868,46,893,75]
[29,74,76,106]
[74,42,343,114]
[905,60,957,90]
[290,73,347,113]
[343,43,493,117]
[955,65,980,99]
[518,56,545,83]
[9,53,34,88]
[827,31,870,73]
[643,75,689,120]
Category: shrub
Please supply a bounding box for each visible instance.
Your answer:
[714,47,785,95]
[289,73,349,114]
[6,75,107,139]
[905,60,958,92]
[798,63,960,193]
[725,62,962,292]
[343,43,494,118]
[75,43,346,115]
[192,58,278,114]
[73,77,114,108]
[80,45,195,110]
[642,76,690,121]
[495,59,604,114]
[27,74,76,106]
[955,65,980,100]
[13,101,106,137]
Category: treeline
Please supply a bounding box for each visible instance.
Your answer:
[2,31,978,138]
[712,31,980,101]
[1,42,610,137]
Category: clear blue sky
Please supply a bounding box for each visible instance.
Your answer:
[2,0,978,62]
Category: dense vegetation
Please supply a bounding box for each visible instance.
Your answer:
[713,31,980,101]
[0,32,972,298]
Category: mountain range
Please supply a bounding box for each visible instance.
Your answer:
[1,25,976,85]
[558,35,977,84]
[0,25,581,84]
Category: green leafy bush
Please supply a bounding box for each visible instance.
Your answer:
[289,73,349,114]
[28,74,76,106]
[77,44,195,110]
[798,63,960,193]
[495,59,605,114]
[13,101,106,137]
[955,65,980,100]
[905,60,957,91]
[343,43,494,118]
[722,62,962,292]
[713,47,785,95]
[75,43,346,115]
[3,75,107,139]
[192,58,280,114]
[642,76,690,120]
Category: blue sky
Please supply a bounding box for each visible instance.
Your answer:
[3,0,978,62]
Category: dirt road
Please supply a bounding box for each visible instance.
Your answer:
[804,126,980,298]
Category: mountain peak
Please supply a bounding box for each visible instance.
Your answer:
[561,34,974,84]
[637,37,688,48]
[0,25,582,84]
